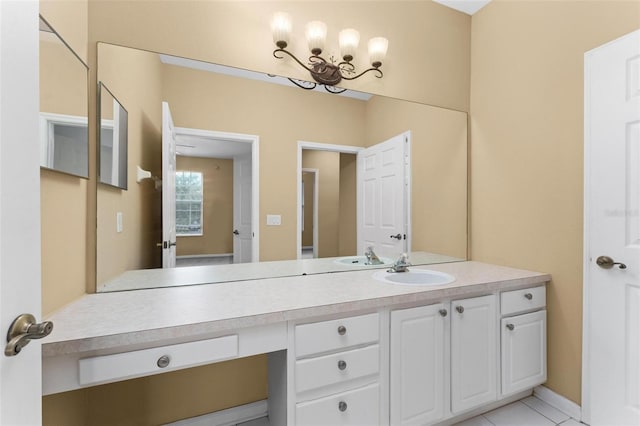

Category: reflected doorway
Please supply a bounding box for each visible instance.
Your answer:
[172,127,259,266]
[297,142,360,259]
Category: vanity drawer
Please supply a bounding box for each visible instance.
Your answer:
[296,382,380,426]
[78,334,238,386]
[295,313,379,358]
[501,286,545,316]
[296,344,379,393]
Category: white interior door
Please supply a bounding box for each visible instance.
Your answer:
[233,155,252,263]
[357,132,409,258]
[162,102,177,268]
[584,29,640,425]
[0,1,43,423]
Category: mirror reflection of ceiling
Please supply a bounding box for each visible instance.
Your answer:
[159,54,373,101]
[96,43,468,292]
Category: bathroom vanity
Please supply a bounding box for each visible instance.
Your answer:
[43,261,549,425]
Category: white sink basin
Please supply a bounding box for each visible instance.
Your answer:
[372,269,455,286]
[335,256,393,266]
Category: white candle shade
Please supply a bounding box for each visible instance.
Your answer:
[271,12,292,47]
[305,21,327,54]
[368,37,388,67]
[339,28,360,62]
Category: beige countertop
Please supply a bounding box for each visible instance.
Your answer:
[43,261,550,357]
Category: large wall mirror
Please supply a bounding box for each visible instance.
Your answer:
[39,16,89,178]
[96,42,468,292]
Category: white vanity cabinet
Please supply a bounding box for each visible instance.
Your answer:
[42,262,552,426]
[389,303,446,425]
[291,313,382,426]
[500,286,547,396]
[451,294,498,414]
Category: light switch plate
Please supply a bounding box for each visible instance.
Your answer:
[266,214,281,226]
[116,212,123,233]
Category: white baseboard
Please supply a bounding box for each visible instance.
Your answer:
[534,385,582,420]
[165,400,268,426]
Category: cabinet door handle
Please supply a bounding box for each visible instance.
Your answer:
[337,360,347,370]
[337,325,347,336]
[157,355,171,368]
[455,305,464,314]
[338,401,348,412]
[524,293,533,300]
[506,323,515,331]
[439,309,448,317]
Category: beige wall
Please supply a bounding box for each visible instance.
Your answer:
[365,96,468,259]
[469,1,640,404]
[96,44,163,285]
[87,0,470,111]
[339,153,358,256]
[176,156,234,256]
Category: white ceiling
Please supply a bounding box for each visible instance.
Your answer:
[175,134,251,159]
[433,0,491,15]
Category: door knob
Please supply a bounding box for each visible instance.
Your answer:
[390,233,402,240]
[5,314,53,356]
[163,241,176,249]
[233,229,240,235]
[596,255,627,270]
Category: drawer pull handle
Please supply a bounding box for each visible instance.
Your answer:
[338,401,348,412]
[439,309,448,317]
[338,360,347,370]
[506,323,515,331]
[337,325,347,336]
[455,306,464,314]
[524,293,533,300]
[157,355,171,368]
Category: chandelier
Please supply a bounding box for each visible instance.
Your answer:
[271,12,388,93]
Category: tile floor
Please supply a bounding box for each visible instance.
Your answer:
[455,396,582,426]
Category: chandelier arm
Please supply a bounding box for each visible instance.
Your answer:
[340,67,384,81]
[324,85,347,94]
[273,48,317,74]
[287,78,317,90]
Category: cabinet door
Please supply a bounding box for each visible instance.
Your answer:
[390,303,446,425]
[451,294,497,414]
[501,310,547,395]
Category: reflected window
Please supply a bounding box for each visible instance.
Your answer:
[176,171,203,236]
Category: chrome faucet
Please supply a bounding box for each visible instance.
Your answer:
[364,246,383,265]
[388,253,411,273]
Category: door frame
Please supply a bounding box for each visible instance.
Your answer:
[296,141,362,259]
[301,168,319,258]
[175,127,260,262]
